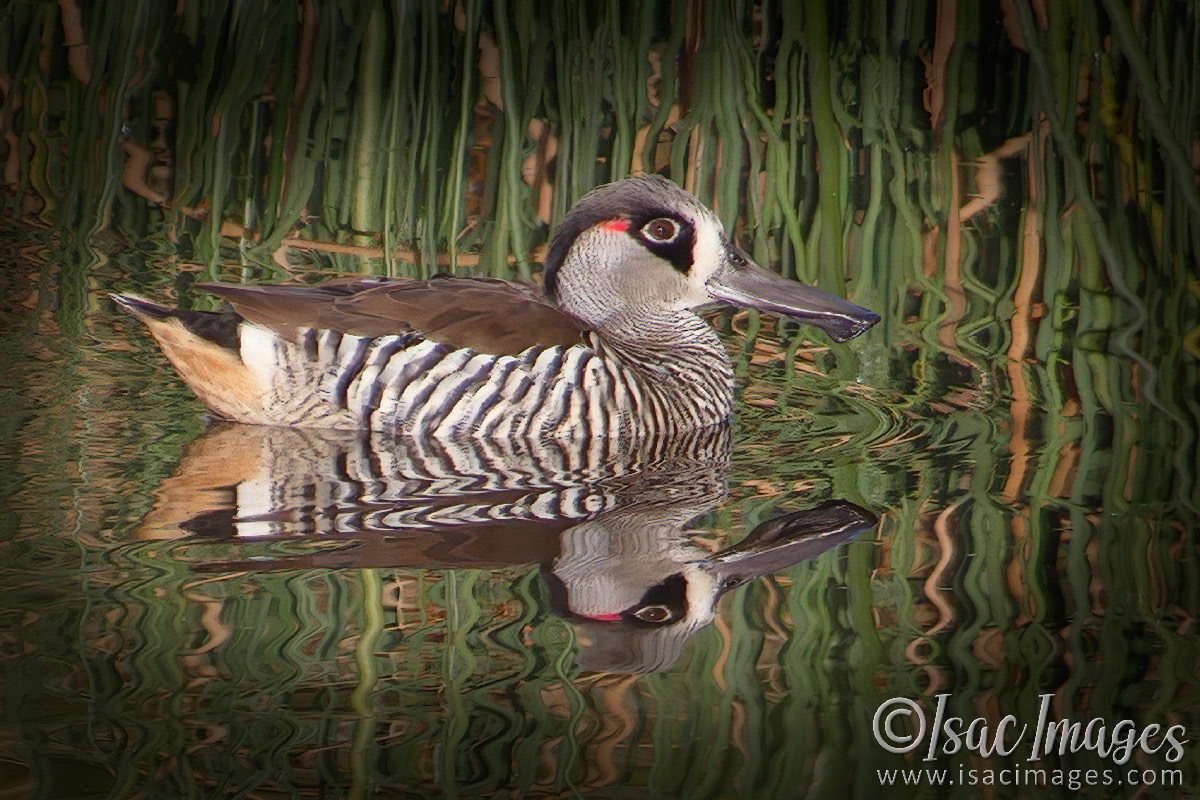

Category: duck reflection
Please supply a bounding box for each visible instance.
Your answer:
[545,498,874,672]
[140,423,877,673]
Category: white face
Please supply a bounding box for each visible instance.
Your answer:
[547,175,753,332]
[678,211,727,308]
[556,207,730,322]
[547,174,881,344]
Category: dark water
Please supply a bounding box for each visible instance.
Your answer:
[1,230,1198,799]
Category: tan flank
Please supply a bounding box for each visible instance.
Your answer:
[138,314,264,422]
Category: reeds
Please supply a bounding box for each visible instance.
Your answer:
[1,0,1199,796]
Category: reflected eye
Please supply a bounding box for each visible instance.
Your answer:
[642,218,679,242]
[633,605,673,623]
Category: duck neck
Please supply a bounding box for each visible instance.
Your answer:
[587,310,735,426]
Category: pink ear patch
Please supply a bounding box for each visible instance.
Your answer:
[583,612,624,622]
[600,218,631,233]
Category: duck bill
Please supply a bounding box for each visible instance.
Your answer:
[707,247,880,342]
[710,500,878,593]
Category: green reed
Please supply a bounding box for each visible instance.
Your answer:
[2,0,1200,796]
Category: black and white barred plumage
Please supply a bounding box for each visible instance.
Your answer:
[237,318,734,439]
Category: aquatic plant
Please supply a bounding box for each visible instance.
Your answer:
[1,0,1197,796]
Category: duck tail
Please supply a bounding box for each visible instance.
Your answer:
[111,293,242,348]
[111,293,263,421]
[110,292,176,320]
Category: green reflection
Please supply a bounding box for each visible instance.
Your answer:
[1,1,1199,798]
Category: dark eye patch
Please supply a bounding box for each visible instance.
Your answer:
[632,212,694,275]
[624,572,689,626]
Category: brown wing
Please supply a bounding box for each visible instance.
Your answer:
[198,276,587,357]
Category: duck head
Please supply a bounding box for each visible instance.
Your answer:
[546,499,878,673]
[544,174,880,342]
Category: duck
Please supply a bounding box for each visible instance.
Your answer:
[148,421,876,674]
[113,174,879,440]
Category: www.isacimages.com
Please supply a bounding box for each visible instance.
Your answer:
[876,765,1184,790]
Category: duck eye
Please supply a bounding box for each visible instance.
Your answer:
[642,218,679,242]
[633,605,673,623]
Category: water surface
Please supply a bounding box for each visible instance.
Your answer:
[1,226,1197,798]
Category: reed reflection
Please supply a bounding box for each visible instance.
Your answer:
[139,422,876,673]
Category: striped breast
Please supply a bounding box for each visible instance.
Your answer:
[236,320,734,439]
